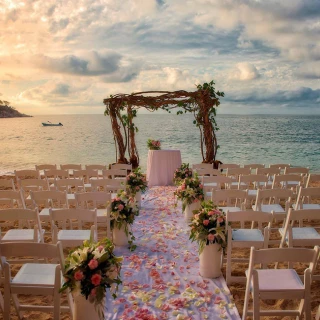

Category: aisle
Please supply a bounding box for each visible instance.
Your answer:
[105,187,240,320]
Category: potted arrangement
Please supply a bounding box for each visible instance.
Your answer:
[60,238,122,320]
[189,201,227,278]
[174,174,204,222]
[147,139,161,150]
[126,167,148,208]
[110,190,139,250]
[173,163,193,186]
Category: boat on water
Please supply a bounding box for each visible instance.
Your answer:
[42,122,63,126]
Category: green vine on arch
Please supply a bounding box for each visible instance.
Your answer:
[103,81,224,168]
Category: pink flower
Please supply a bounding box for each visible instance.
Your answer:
[90,288,97,296]
[135,186,140,190]
[88,259,99,270]
[118,204,124,211]
[98,245,104,252]
[91,273,102,286]
[207,234,215,241]
[217,217,224,223]
[74,270,84,281]
[193,198,199,203]
[199,195,203,199]
[208,210,214,216]
[203,220,209,226]
[181,184,185,190]
[199,184,203,188]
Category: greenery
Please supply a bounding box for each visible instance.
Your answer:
[189,201,228,254]
[0,100,31,118]
[126,167,148,195]
[173,163,193,186]
[110,190,139,251]
[60,238,122,320]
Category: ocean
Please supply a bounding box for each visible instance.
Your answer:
[1,114,319,174]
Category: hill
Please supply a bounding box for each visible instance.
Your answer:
[0,102,32,118]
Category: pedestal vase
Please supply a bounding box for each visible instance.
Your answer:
[199,242,222,278]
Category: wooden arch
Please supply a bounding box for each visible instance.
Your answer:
[103,81,224,168]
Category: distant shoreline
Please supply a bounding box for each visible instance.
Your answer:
[0,105,32,118]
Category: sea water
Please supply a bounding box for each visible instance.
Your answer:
[0,114,319,174]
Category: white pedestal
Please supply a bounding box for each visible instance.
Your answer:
[184,201,201,222]
[199,242,222,278]
[73,294,103,320]
[135,191,141,208]
[112,224,129,246]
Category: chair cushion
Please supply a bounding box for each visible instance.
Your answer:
[13,263,57,286]
[232,229,264,242]
[260,204,284,213]
[58,230,91,241]
[246,269,303,291]
[248,190,257,197]
[2,229,44,241]
[279,227,320,240]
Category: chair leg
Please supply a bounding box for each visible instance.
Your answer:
[226,242,232,285]
[67,290,74,319]
[242,283,250,320]
[0,291,3,313]
[12,294,23,319]
[4,283,11,320]
[53,289,61,320]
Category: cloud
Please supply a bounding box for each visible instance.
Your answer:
[231,62,260,81]
[295,62,320,79]
[227,87,320,107]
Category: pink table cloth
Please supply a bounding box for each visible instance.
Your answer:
[147,150,182,187]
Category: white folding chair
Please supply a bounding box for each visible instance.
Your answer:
[54,178,85,205]
[242,246,319,320]
[226,210,273,284]
[74,192,111,238]
[30,190,69,223]
[226,167,251,189]
[19,179,49,207]
[284,166,309,176]
[218,163,240,175]
[0,180,16,206]
[243,164,265,174]
[110,163,132,172]
[44,169,69,189]
[0,241,73,320]
[294,186,320,210]
[73,169,100,191]
[211,189,247,213]
[269,163,291,174]
[50,208,97,247]
[202,176,235,200]
[192,163,213,170]
[256,167,281,188]
[194,168,221,178]
[85,165,107,178]
[0,208,44,243]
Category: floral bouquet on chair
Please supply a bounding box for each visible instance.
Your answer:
[174,174,204,210]
[60,238,122,319]
[189,200,228,254]
[126,167,148,195]
[173,163,193,186]
[147,139,161,150]
[110,190,139,251]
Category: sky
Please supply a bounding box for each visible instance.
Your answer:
[0,0,320,115]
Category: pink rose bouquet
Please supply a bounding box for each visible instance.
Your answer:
[60,238,123,319]
[174,174,204,210]
[189,200,228,254]
[147,138,161,150]
[126,167,148,195]
[173,163,193,186]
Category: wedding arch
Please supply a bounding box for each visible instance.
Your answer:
[103,80,224,168]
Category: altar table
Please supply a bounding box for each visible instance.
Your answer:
[147,150,182,187]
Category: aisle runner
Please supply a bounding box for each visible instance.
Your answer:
[106,187,240,320]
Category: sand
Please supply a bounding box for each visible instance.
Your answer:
[0,175,319,319]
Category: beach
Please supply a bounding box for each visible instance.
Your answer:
[0,174,319,319]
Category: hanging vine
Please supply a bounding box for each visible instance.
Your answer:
[103,81,224,168]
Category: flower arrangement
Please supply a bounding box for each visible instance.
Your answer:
[173,163,193,186]
[110,190,139,251]
[126,167,148,195]
[60,238,122,319]
[189,200,228,254]
[147,139,161,150]
[174,174,204,210]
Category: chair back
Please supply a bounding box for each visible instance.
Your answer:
[269,163,291,169]
[110,163,132,171]
[30,190,68,208]
[90,178,125,193]
[256,167,281,176]
[227,210,273,225]
[212,189,247,207]
[102,169,127,179]
[44,169,69,180]
[0,179,16,191]
[75,192,111,209]
[305,173,320,187]
[60,164,82,175]
[226,167,251,178]
[54,178,84,193]
[202,175,234,191]
[271,174,303,189]
[192,163,213,170]
[73,169,99,183]
[295,186,320,210]
[194,168,221,177]
[219,164,240,170]
[15,170,40,181]
[238,174,269,190]
[284,167,309,175]
[50,208,97,230]
[255,188,293,206]
[0,190,25,208]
